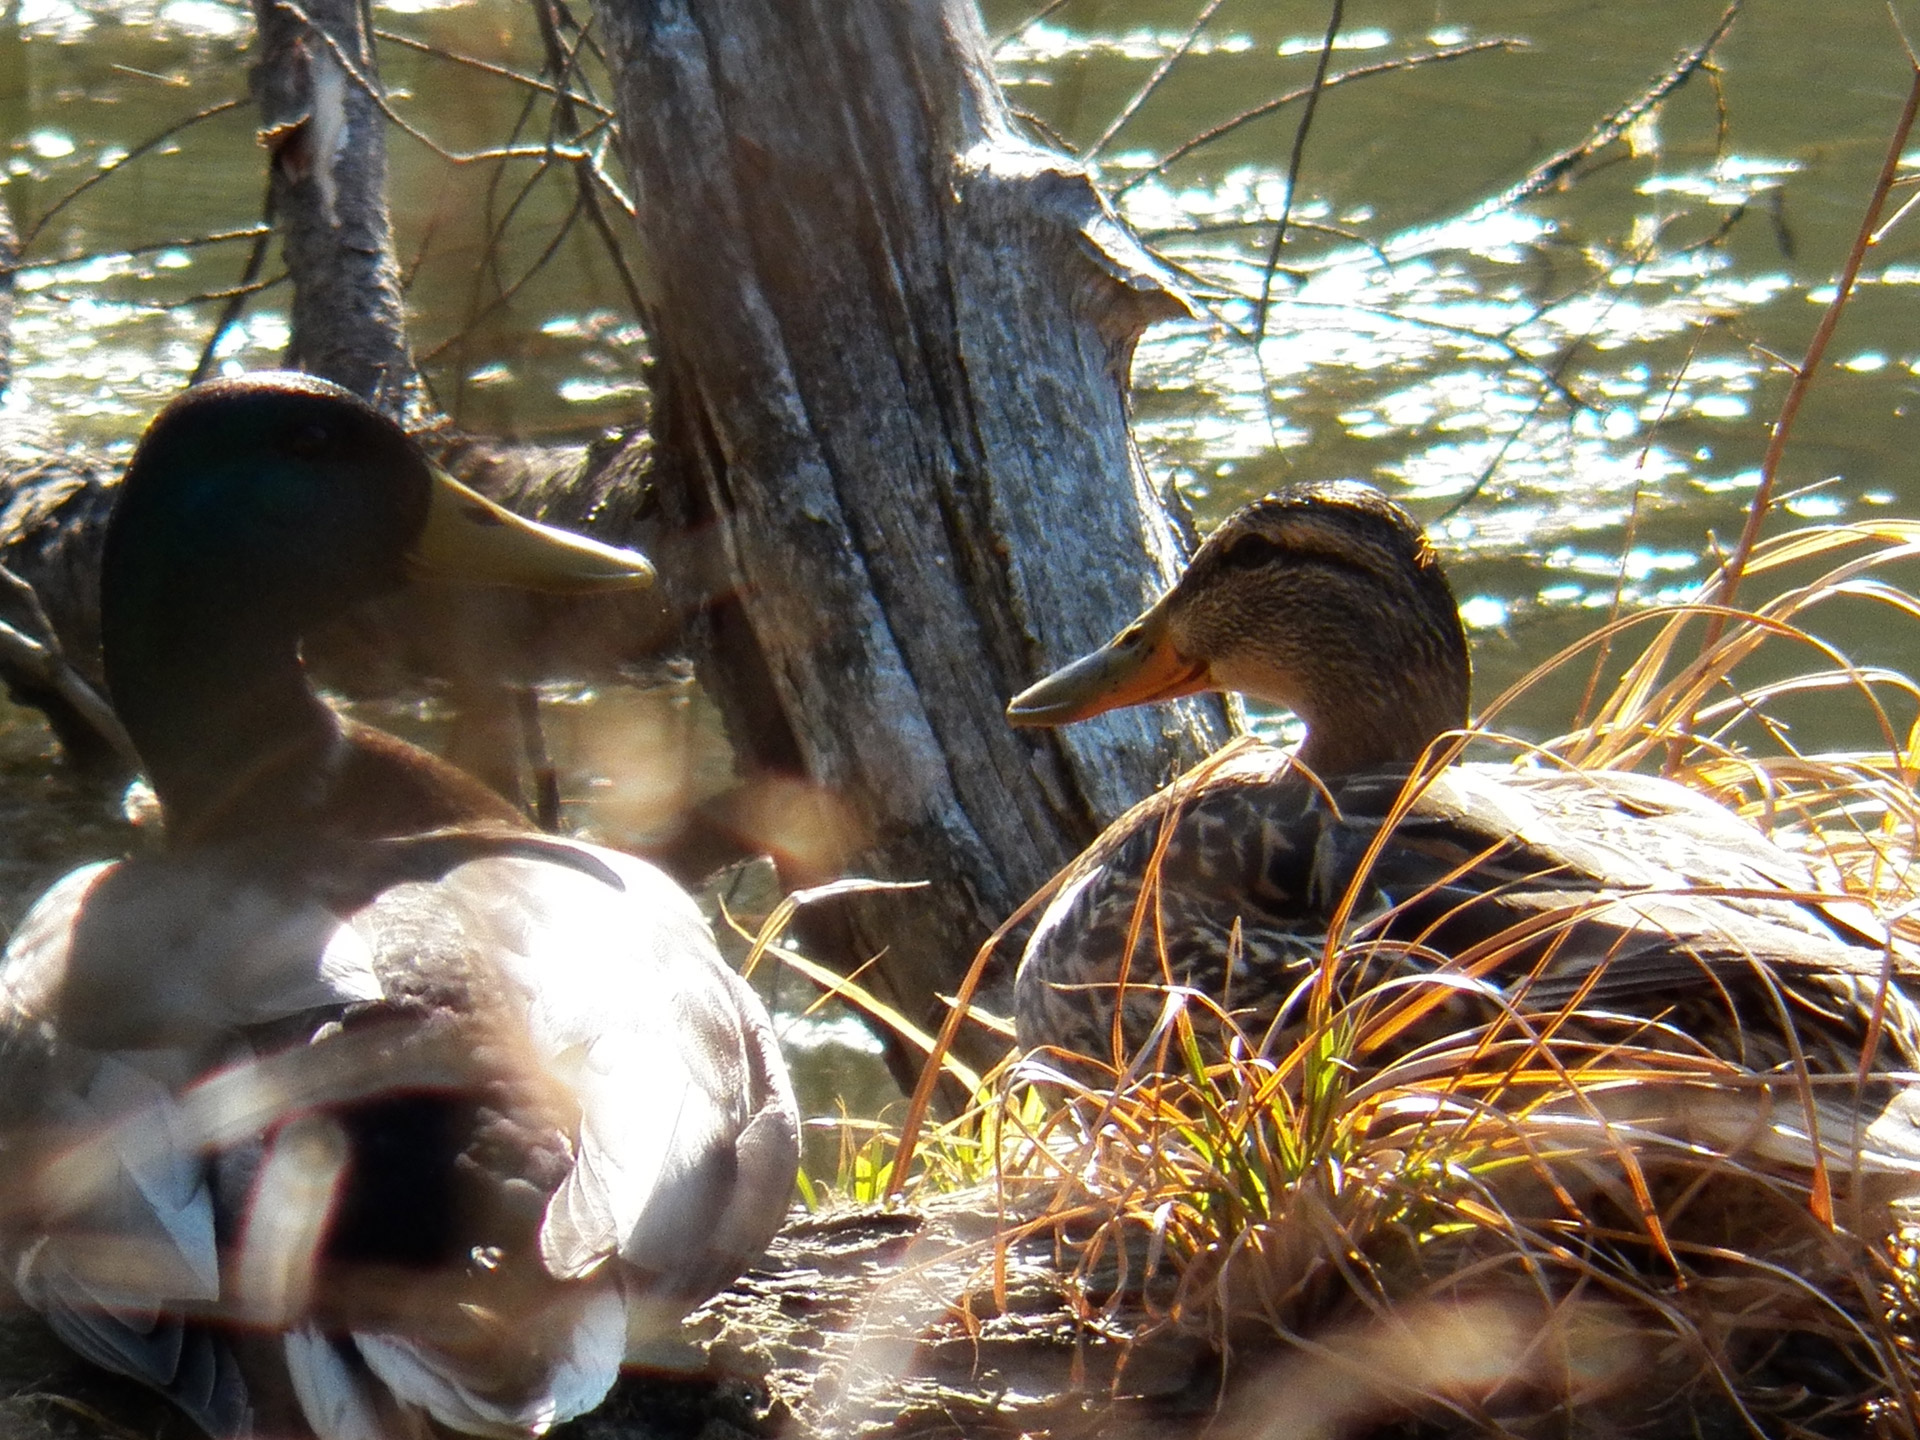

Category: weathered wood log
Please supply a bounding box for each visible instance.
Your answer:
[593,0,1231,1066]
[0,1193,1213,1440]
[0,1175,1877,1439]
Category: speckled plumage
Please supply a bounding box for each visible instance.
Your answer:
[1009,484,1920,1121]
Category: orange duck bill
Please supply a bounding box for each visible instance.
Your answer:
[1006,593,1209,727]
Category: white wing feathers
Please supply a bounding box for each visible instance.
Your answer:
[426,850,798,1307]
[0,840,797,1437]
[1,855,383,1053]
[350,1284,627,1438]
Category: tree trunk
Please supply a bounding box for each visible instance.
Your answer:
[592,0,1230,1065]
[249,0,425,421]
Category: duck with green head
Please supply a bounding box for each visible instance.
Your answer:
[1007,482,1920,1150]
[0,374,799,1439]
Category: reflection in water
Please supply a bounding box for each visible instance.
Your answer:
[0,698,136,931]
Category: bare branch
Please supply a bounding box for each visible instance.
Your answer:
[22,100,249,251]
[372,26,613,116]
[1488,0,1743,213]
[14,224,272,273]
[1085,0,1231,161]
[1254,0,1343,340]
[1113,39,1524,198]
[192,183,279,384]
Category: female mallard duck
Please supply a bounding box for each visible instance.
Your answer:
[0,375,799,1439]
[1006,482,1920,1116]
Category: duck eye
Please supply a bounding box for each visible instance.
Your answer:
[286,424,331,458]
[1222,534,1282,570]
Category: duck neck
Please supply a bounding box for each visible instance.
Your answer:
[1293,714,1434,774]
[1288,668,1469,775]
[106,618,340,843]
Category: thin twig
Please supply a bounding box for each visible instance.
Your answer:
[990,0,1079,51]
[26,274,288,310]
[22,99,248,250]
[193,180,278,384]
[1701,40,1920,626]
[373,26,612,115]
[1484,0,1742,216]
[1114,39,1521,198]
[1085,0,1231,161]
[416,194,588,365]
[1254,0,1343,341]
[13,223,273,273]
[531,0,647,316]
[1572,322,1714,738]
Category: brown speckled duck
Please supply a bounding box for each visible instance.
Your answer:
[1006,482,1920,1142]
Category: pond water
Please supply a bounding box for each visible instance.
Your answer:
[984,0,1920,738]
[5,0,1920,1123]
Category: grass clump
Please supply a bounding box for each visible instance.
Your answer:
[922,519,1920,1437]
[779,517,1920,1433]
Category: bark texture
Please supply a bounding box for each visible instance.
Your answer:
[250,0,425,420]
[593,0,1231,1062]
[0,197,11,398]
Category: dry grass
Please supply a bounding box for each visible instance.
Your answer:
[919,522,1920,1437]
[863,43,1920,1427]
[815,515,1920,1437]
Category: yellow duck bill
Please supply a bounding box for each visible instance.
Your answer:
[1006,596,1208,726]
[412,465,655,592]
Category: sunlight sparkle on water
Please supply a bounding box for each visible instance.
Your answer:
[1527,546,1705,612]
[1117,165,1295,234]
[1546,546,1699,582]
[1458,595,1509,630]
[1384,430,1688,520]
[18,0,250,41]
[781,1011,888,1058]
[1278,28,1390,56]
[27,132,76,161]
[1639,155,1800,206]
[558,378,645,405]
[9,296,285,436]
[997,21,1254,66]
[15,0,91,39]
[1125,130,1802,573]
[155,0,246,38]
[1784,493,1846,519]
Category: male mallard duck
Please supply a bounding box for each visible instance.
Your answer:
[1006,482,1920,1118]
[0,375,799,1439]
